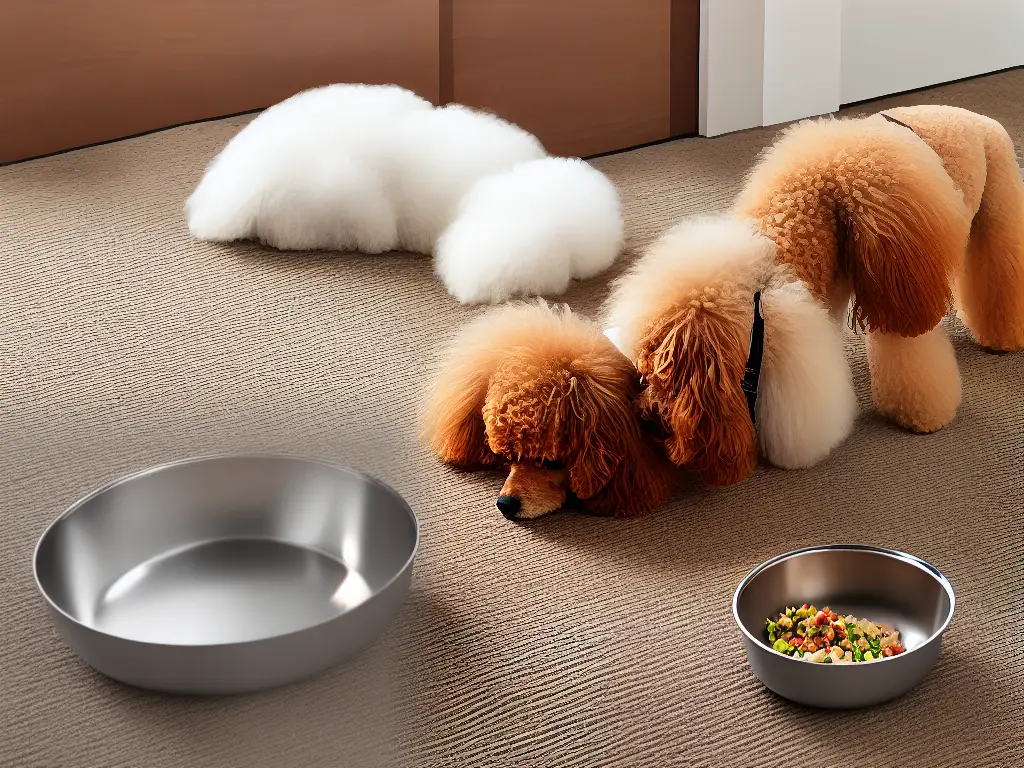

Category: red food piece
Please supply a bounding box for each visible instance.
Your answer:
[801,604,810,610]
[891,645,905,655]
[790,637,803,647]
[814,612,829,626]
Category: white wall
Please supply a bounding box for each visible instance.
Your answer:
[699,0,764,137]
[841,0,1024,104]
[700,0,1024,137]
[762,0,841,127]
[699,0,841,136]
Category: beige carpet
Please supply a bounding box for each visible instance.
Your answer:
[2,70,1022,768]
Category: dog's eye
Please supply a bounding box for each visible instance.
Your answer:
[540,459,565,470]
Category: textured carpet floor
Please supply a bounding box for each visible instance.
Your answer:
[2,70,1022,768]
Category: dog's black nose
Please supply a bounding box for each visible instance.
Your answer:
[496,495,522,520]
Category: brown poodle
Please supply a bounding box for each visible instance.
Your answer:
[423,301,677,520]
[607,105,1024,487]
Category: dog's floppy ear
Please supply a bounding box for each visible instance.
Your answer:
[757,282,858,469]
[562,365,672,517]
[562,373,624,501]
[422,354,498,468]
[830,121,968,337]
[422,312,515,468]
[636,303,756,486]
[841,196,964,338]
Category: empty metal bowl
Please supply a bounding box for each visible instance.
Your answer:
[34,455,419,694]
[733,545,954,709]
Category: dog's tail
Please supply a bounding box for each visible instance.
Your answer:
[737,115,972,337]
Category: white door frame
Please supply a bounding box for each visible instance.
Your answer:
[700,0,1023,138]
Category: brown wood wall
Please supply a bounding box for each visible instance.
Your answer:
[0,1,698,164]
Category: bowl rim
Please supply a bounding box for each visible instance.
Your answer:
[732,544,955,666]
[32,452,421,648]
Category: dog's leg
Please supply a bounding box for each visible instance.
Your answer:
[957,121,1024,352]
[866,326,962,433]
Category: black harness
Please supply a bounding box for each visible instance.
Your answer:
[881,112,917,135]
[741,291,765,426]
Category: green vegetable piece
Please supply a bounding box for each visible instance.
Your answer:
[772,639,792,654]
[864,651,875,661]
[853,649,864,662]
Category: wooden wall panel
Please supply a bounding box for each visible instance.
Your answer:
[0,1,440,163]
[450,0,672,158]
[670,0,700,136]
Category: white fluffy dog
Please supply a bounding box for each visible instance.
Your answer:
[435,157,624,303]
[185,84,623,304]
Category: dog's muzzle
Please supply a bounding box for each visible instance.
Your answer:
[496,495,522,520]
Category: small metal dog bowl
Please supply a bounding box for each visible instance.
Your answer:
[34,455,419,694]
[733,545,954,709]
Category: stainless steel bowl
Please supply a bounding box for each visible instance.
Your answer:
[733,545,954,709]
[34,455,419,694]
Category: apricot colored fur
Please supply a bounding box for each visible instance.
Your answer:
[423,301,677,519]
[866,326,962,434]
[609,217,857,485]
[609,105,1024,483]
[636,288,756,486]
[734,110,973,336]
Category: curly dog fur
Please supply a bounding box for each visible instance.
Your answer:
[608,105,1024,487]
[423,301,677,519]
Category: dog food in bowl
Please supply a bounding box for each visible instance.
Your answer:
[765,604,906,663]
